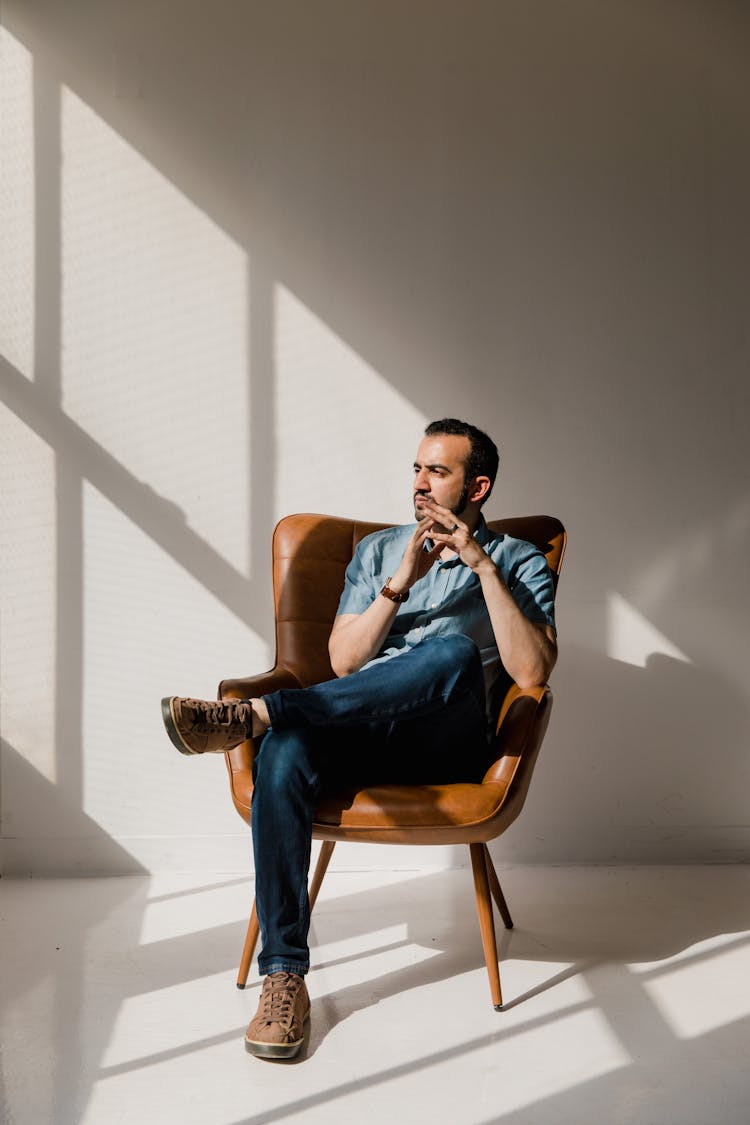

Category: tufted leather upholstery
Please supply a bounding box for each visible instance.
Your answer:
[219,512,565,1008]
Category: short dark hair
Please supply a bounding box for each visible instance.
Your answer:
[424,418,500,504]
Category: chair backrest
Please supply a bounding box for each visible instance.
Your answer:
[272,513,566,688]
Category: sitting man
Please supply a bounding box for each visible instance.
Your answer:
[161,418,557,1059]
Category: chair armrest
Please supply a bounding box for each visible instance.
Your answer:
[218,667,302,702]
[217,667,303,782]
[494,682,548,736]
[483,682,552,791]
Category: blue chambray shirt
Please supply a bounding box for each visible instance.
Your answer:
[336,518,557,722]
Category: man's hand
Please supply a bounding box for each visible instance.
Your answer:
[387,516,445,594]
[416,500,492,574]
[329,516,444,677]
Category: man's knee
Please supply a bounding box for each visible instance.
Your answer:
[404,634,483,707]
[425,632,482,675]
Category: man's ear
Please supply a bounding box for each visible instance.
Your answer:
[469,475,491,503]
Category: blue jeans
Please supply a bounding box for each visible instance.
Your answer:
[251,634,489,977]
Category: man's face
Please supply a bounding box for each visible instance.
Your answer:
[412,434,473,523]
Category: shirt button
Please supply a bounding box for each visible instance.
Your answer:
[431,603,437,609]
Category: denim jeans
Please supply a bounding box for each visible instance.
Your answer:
[251,633,490,977]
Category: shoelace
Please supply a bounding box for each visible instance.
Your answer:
[259,973,302,1026]
[188,699,254,733]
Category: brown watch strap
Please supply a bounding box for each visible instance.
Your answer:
[380,579,409,604]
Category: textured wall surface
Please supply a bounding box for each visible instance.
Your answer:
[2,1,749,871]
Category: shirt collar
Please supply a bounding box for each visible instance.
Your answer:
[474,516,492,547]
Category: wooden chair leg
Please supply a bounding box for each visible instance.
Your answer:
[236,900,259,990]
[309,840,336,910]
[236,841,336,989]
[470,842,503,1010]
[483,844,514,930]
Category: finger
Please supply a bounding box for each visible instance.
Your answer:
[410,518,432,543]
[430,519,466,536]
[418,543,443,572]
[432,531,470,553]
[420,501,464,531]
[429,531,455,543]
[420,498,452,515]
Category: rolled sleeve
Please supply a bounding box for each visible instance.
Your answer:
[336,538,379,616]
[504,542,557,629]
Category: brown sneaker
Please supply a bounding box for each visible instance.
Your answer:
[244,972,310,1059]
[161,696,255,755]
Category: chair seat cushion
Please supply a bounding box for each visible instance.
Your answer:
[228,772,515,843]
[314,781,508,831]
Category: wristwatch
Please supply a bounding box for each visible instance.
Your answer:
[380,578,409,604]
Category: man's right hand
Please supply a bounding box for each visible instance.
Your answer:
[387,517,444,595]
[329,519,443,677]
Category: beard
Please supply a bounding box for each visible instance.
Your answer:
[413,479,472,526]
[453,479,472,518]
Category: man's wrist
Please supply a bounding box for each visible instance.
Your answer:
[474,555,498,580]
[381,578,409,604]
[387,572,411,595]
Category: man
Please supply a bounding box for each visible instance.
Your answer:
[161,418,557,1059]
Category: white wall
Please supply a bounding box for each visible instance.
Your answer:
[1,1,749,873]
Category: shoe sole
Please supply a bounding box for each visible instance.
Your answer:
[244,1009,310,1059]
[160,697,199,756]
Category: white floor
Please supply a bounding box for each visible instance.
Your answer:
[1,864,749,1125]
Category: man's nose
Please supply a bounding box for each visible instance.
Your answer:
[414,469,430,491]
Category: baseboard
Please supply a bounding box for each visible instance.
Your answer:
[0,835,466,876]
[2,824,748,876]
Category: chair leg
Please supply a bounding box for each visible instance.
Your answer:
[236,841,336,989]
[309,840,336,910]
[483,844,514,930]
[236,900,259,990]
[470,842,503,1010]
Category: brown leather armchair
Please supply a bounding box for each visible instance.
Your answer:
[219,513,566,1009]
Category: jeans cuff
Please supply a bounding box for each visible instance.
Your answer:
[260,960,309,977]
[262,691,282,729]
